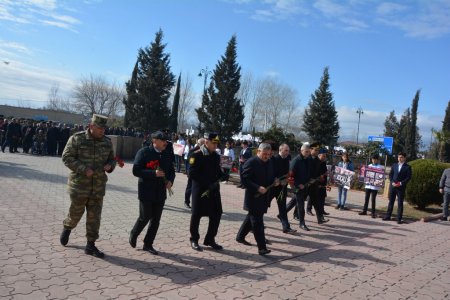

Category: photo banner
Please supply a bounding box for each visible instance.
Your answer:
[333,166,355,190]
[173,143,184,156]
[220,155,233,169]
[359,165,385,188]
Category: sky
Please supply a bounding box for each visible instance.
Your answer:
[1,0,449,147]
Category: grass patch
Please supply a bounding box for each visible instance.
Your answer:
[376,204,442,221]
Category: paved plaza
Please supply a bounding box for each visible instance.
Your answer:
[1,152,450,299]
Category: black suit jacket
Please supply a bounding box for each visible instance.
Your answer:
[242,156,275,215]
[133,145,175,202]
[389,162,412,190]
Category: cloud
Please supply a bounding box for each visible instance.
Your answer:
[0,0,81,32]
[233,0,450,38]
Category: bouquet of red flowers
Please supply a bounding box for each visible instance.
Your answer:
[114,156,125,168]
[146,160,174,196]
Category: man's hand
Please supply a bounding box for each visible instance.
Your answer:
[299,184,305,190]
[86,168,94,177]
[439,188,444,194]
[166,181,173,190]
[103,164,112,172]
[258,186,267,194]
[155,169,166,177]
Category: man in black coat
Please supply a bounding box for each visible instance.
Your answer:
[313,148,330,224]
[271,143,296,234]
[236,143,279,255]
[287,143,312,231]
[184,138,206,209]
[129,131,175,255]
[383,152,412,224]
[188,133,228,251]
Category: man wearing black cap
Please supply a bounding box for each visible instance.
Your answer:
[188,133,229,251]
[129,131,175,255]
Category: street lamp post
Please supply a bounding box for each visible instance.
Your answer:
[356,107,364,145]
[198,66,212,93]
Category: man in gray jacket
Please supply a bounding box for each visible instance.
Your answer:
[439,168,450,221]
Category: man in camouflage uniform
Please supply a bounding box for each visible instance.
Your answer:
[60,114,116,258]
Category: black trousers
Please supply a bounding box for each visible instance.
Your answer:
[274,186,290,230]
[363,189,378,215]
[131,200,165,246]
[386,187,405,221]
[184,177,192,205]
[190,212,221,244]
[237,212,266,250]
[286,190,306,224]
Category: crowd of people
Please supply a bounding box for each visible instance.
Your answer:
[0,117,144,156]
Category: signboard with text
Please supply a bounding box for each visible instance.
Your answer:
[367,136,393,154]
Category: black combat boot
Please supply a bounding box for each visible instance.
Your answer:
[60,229,71,246]
[85,241,105,258]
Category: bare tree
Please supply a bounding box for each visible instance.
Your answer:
[178,73,195,132]
[46,83,73,112]
[73,74,124,117]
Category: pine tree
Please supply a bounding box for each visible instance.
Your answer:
[398,108,411,154]
[123,29,175,132]
[383,110,400,154]
[442,100,450,162]
[169,73,181,133]
[302,67,339,147]
[408,90,420,159]
[196,35,243,141]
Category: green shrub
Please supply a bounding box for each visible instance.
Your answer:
[406,159,450,209]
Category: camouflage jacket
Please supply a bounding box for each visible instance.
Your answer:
[62,129,116,197]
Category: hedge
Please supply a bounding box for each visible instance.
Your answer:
[406,159,450,209]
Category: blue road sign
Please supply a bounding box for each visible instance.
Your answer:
[368,136,394,154]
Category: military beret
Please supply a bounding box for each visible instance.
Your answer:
[204,132,220,143]
[151,131,167,140]
[91,114,108,128]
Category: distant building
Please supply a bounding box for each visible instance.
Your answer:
[0,105,85,125]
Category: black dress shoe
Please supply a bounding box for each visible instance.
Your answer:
[236,238,252,246]
[306,210,314,216]
[191,241,203,251]
[129,232,137,248]
[283,228,297,234]
[265,239,272,245]
[184,202,191,209]
[382,217,390,221]
[204,241,223,250]
[318,218,329,224]
[397,220,404,224]
[60,229,71,246]
[143,245,159,255]
[258,248,271,255]
[323,211,330,216]
[335,204,341,209]
[359,211,367,215]
[440,216,448,221]
[85,242,105,258]
[299,223,310,231]
[371,214,376,219]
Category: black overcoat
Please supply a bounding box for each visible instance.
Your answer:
[132,146,175,202]
[242,156,275,215]
[189,148,224,217]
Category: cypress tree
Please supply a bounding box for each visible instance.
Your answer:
[123,29,175,132]
[302,67,339,147]
[442,100,450,162]
[196,35,243,141]
[408,90,420,159]
[398,108,411,154]
[170,73,181,133]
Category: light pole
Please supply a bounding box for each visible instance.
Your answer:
[356,107,364,145]
[198,66,212,94]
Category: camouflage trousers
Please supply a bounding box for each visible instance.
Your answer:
[63,194,103,242]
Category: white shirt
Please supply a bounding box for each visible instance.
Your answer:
[224,147,235,161]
